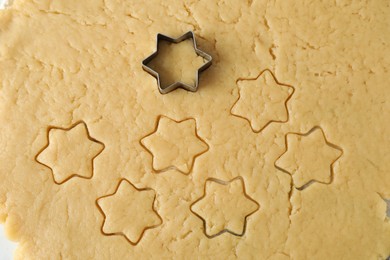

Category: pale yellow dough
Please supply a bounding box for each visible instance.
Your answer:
[0,0,389,259]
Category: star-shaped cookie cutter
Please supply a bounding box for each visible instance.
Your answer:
[142,31,212,94]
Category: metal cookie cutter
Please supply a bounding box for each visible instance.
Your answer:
[142,31,212,94]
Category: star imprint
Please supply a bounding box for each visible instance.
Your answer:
[190,176,260,238]
[275,126,343,189]
[96,179,162,245]
[140,116,209,174]
[35,121,105,184]
[231,69,295,132]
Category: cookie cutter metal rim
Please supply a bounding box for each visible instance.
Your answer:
[142,31,212,94]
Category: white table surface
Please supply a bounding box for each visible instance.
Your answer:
[0,225,17,260]
[0,0,8,9]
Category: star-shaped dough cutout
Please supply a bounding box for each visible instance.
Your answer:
[231,69,295,132]
[275,126,343,189]
[36,121,105,184]
[96,179,162,245]
[140,116,209,174]
[190,177,260,238]
[142,31,212,94]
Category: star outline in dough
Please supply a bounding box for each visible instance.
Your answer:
[35,120,105,185]
[230,69,295,133]
[275,126,343,190]
[190,176,260,238]
[95,179,163,246]
[139,115,210,175]
[142,31,212,94]
[377,193,390,220]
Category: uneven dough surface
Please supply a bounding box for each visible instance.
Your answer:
[0,0,389,259]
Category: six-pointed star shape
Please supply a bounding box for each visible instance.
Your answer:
[142,31,212,94]
[275,126,343,189]
[35,121,105,184]
[140,116,209,174]
[231,69,295,133]
[190,176,260,238]
[96,179,162,245]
